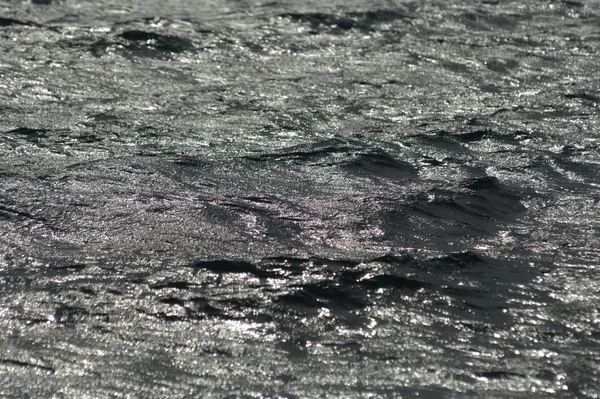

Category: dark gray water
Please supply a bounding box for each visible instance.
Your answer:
[1,0,599,397]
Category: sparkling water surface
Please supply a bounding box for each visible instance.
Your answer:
[1,0,599,397]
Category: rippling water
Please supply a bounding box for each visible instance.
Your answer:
[1,0,600,397]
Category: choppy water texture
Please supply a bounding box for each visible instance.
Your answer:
[1,0,600,397]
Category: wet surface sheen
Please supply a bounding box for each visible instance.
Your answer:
[1,0,599,397]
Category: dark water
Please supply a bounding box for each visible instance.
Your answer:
[1,0,600,397]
